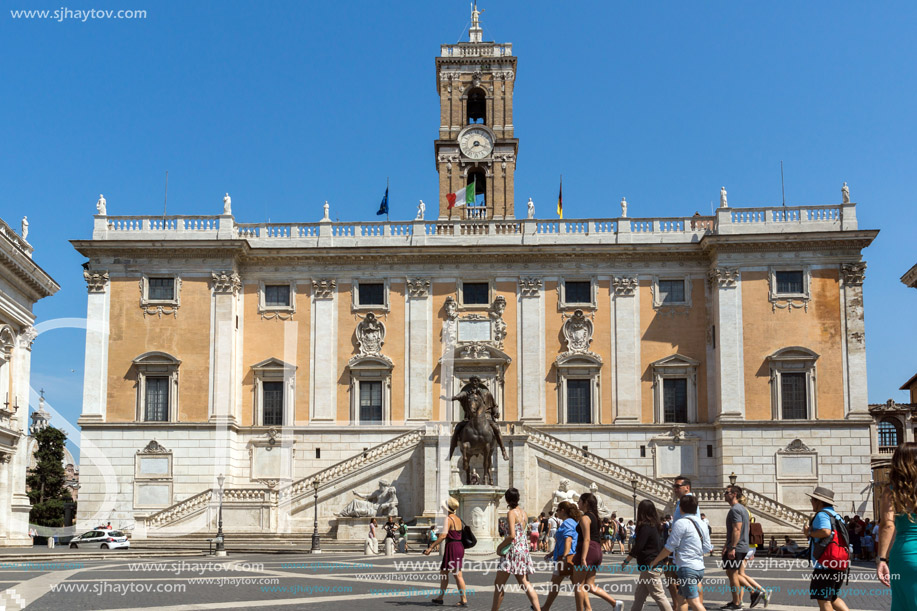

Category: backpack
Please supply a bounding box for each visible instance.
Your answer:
[399,524,407,536]
[811,510,850,575]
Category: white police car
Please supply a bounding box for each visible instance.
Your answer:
[68,529,130,550]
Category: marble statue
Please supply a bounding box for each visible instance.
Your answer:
[96,194,107,215]
[527,198,535,219]
[842,182,850,204]
[471,2,483,27]
[589,482,612,518]
[21,216,28,240]
[336,479,399,517]
[322,201,330,221]
[416,200,425,220]
[720,186,728,208]
[620,197,628,218]
[552,479,580,512]
[223,193,232,215]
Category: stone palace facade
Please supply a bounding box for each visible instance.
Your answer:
[73,15,878,540]
[0,217,59,546]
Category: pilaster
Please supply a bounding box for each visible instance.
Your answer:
[518,277,545,421]
[709,267,746,420]
[406,279,432,421]
[613,276,641,423]
[841,262,870,419]
[310,279,337,422]
[209,271,241,423]
[80,270,110,422]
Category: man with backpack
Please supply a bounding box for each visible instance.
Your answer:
[804,486,850,611]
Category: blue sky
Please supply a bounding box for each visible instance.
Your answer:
[2,1,915,458]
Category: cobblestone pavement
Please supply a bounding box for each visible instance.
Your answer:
[0,550,892,610]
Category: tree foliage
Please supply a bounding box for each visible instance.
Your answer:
[26,426,72,527]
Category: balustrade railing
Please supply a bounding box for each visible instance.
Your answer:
[96,203,855,244]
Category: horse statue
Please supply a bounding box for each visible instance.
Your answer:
[449,392,496,485]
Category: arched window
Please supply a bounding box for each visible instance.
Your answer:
[466,169,487,218]
[467,88,486,124]
[878,419,902,448]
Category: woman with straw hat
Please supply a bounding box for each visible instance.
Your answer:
[424,497,469,606]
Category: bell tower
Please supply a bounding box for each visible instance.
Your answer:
[435,4,518,219]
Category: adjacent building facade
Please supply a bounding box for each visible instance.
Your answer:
[73,15,879,538]
[0,217,59,546]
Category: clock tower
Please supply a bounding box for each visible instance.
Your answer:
[435,5,518,219]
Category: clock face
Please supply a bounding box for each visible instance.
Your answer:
[459,127,494,159]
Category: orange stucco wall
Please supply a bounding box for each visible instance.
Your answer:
[106,277,211,422]
[544,281,560,424]
[495,282,518,421]
[741,269,845,420]
[639,278,709,423]
[240,282,311,425]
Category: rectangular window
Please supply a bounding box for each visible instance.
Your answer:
[663,378,688,423]
[264,284,291,307]
[360,381,383,422]
[358,283,385,306]
[564,281,591,304]
[658,280,686,304]
[148,278,174,301]
[566,379,591,424]
[262,381,284,425]
[781,372,807,419]
[775,271,804,295]
[462,282,489,305]
[144,377,169,421]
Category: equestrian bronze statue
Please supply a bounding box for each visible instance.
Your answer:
[448,376,509,485]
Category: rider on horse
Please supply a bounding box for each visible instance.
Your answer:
[449,376,510,461]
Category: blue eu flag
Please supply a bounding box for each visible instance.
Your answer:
[376,186,389,216]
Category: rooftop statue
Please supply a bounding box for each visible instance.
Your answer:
[223,193,232,215]
[96,194,107,216]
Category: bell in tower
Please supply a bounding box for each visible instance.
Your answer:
[435,4,518,220]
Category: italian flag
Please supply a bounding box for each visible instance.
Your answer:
[446,181,476,209]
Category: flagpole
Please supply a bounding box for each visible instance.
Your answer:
[386,177,390,223]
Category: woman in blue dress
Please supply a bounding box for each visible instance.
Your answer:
[877,442,917,611]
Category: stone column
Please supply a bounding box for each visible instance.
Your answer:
[80,270,110,422]
[613,276,641,423]
[406,279,432,421]
[518,278,545,421]
[210,272,242,423]
[0,455,11,542]
[310,279,337,422]
[842,262,870,419]
[709,267,746,420]
[9,329,36,544]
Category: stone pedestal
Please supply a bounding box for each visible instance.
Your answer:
[334,517,374,541]
[450,485,504,556]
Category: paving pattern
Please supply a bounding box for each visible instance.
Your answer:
[0,549,893,610]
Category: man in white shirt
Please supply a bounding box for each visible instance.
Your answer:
[668,476,703,606]
[652,495,713,611]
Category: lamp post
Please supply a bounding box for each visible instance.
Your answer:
[729,472,737,487]
[630,478,638,520]
[310,479,322,554]
[215,473,226,556]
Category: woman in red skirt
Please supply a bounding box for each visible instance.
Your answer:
[572,493,623,611]
[424,497,469,606]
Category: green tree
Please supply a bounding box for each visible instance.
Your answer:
[26,426,72,527]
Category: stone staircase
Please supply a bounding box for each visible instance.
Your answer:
[135,428,425,538]
[133,423,807,546]
[519,424,809,533]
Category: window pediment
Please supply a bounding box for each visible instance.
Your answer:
[555,352,603,369]
[348,354,394,370]
[133,351,181,367]
[651,354,700,369]
[767,347,820,362]
[251,357,297,372]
